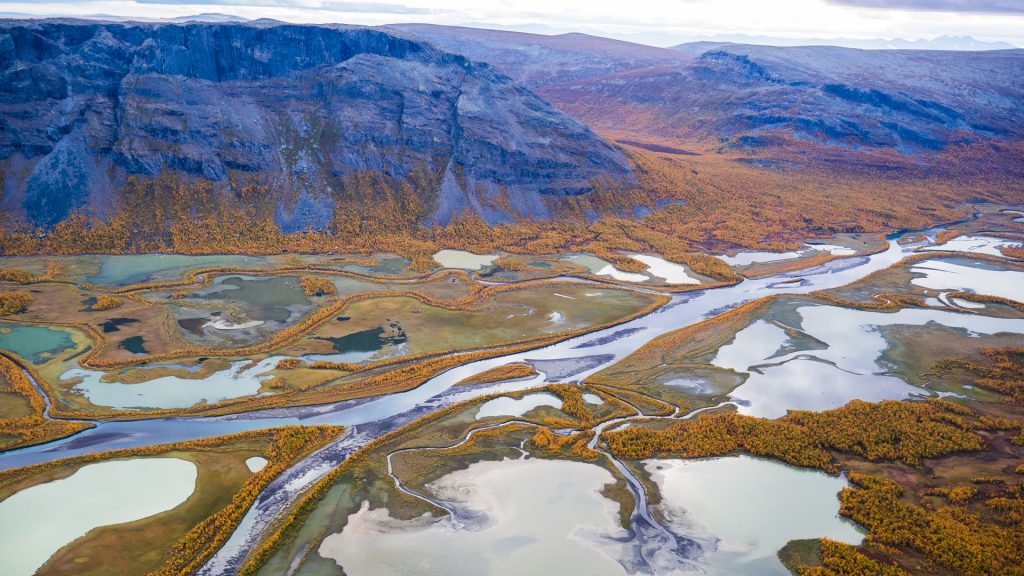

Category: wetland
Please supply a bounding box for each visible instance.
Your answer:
[0,204,1022,576]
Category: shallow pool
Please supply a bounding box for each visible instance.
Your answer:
[0,322,76,364]
[715,305,1024,418]
[910,259,1023,301]
[630,255,700,285]
[647,455,862,575]
[88,254,265,286]
[922,235,1021,257]
[0,457,197,576]
[318,458,626,576]
[433,250,499,270]
[63,357,278,410]
[475,392,563,419]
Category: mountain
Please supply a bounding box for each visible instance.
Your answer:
[0,20,633,228]
[539,44,1024,155]
[166,13,250,24]
[387,24,692,87]
[379,25,1024,160]
[673,34,1019,52]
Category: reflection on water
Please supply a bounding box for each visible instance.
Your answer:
[62,358,277,410]
[475,393,563,419]
[3,226,1022,573]
[119,335,149,355]
[910,259,1024,301]
[433,250,499,271]
[630,255,700,285]
[319,458,628,576]
[566,254,649,283]
[922,235,1021,257]
[88,254,265,286]
[0,457,197,576]
[717,304,1024,418]
[647,456,862,575]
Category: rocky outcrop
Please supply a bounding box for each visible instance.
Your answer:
[0,20,633,227]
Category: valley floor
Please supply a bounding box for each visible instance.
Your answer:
[0,203,1021,575]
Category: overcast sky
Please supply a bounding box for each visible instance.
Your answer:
[2,0,1023,47]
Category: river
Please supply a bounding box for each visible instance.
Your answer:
[0,221,1012,574]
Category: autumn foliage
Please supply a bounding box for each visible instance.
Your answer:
[299,276,337,297]
[603,400,986,474]
[0,355,92,450]
[837,473,1024,576]
[454,363,537,386]
[90,294,122,311]
[937,347,1024,404]
[798,540,905,576]
[0,269,33,283]
[0,291,31,316]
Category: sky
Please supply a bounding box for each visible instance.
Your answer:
[2,0,1023,47]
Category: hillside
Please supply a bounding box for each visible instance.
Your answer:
[539,44,1024,158]
[0,20,633,228]
[386,25,1023,169]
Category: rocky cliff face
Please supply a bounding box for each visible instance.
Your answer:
[0,20,633,228]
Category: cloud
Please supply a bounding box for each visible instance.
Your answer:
[828,0,1024,13]
[134,0,434,14]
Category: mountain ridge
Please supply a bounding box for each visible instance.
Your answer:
[0,19,634,228]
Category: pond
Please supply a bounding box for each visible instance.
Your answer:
[62,357,279,410]
[647,455,862,575]
[87,254,266,286]
[318,458,627,576]
[910,259,1023,301]
[922,235,1021,257]
[630,255,700,285]
[717,243,855,267]
[0,323,76,364]
[192,275,309,324]
[714,305,1024,418]
[433,250,499,271]
[475,392,563,419]
[565,254,648,283]
[246,456,268,473]
[0,457,197,576]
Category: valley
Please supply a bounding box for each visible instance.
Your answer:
[0,12,1023,576]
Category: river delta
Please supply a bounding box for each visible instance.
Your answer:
[0,204,1022,575]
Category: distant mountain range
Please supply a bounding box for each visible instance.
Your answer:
[387,24,692,87]
[540,43,1024,152]
[395,24,1024,157]
[671,34,1019,52]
